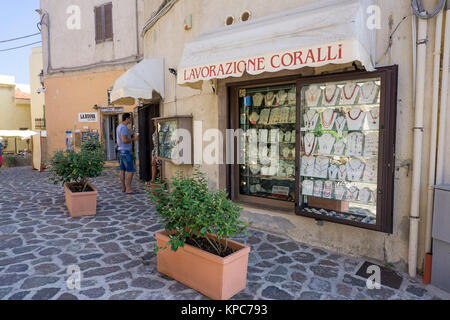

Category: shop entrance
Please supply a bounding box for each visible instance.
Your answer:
[103,114,120,161]
[138,104,160,182]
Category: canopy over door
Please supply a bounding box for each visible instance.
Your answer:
[111,57,165,105]
[178,0,375,84]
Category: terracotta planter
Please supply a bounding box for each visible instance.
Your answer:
[155,230,251,300]
[64,182,98,217]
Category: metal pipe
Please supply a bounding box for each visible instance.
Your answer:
[436,5,450,185]
[424,9,443,256]
[408,16,428,278]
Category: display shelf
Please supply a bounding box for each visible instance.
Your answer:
[241,174,295,181]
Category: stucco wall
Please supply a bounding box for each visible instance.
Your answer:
[142,0,448,272]
[40,0,144,75]
[29,47,45,130]
[44,70,135,156]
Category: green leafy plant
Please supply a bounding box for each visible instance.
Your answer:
[48,139,105,192]
[3,155,19,168]
[149,168,250,256]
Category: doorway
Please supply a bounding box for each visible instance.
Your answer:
[103,114,119,161]
[138,104,160,181]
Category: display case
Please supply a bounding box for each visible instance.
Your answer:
[230,67,397,232]
[296,69,397,233]
[154,115,193,165]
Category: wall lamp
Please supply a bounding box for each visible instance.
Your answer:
[168,68,177,76]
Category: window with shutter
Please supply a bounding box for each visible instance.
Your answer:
[94,2,113,44]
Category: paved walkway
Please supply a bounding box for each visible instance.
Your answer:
[0,166,448,300]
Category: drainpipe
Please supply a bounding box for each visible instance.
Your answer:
[408,16,428,278]
[423,9,443,283]
[436,3,450,186]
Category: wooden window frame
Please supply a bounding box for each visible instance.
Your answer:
[95,2,113,44]
[227,66,398,233]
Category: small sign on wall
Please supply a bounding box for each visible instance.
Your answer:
[78,113,98,123]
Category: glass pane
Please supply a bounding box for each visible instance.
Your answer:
[157,120,177,160]
[299,78,381,225]
[238,84,296,202]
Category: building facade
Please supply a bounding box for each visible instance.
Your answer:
[109,0,450,279]
[29,46,46,131]
[39,0,144,158]
[0,75,32,153]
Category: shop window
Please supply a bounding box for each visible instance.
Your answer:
[95,3,113,44]
[230,67,398,233]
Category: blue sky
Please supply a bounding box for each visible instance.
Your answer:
[0,0,41,85]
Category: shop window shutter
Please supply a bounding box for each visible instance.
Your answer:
[104,3,113,40]
[94,6,103,43]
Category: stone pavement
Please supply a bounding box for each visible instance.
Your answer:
[0,166,449,300]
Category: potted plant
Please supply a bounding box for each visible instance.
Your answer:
[49,139,105,217]
[149,169,251,300]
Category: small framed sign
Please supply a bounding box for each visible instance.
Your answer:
[78,113,98,123]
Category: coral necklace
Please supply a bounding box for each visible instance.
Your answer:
[324,85,338,103]
[348,109,363,120]
[321,110,335,129]
[343,83,358,101]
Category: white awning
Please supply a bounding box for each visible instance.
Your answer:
[0,130,38,140]
[178,0,375,84]
[111,57,165,105]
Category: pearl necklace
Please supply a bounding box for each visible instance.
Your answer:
[306,85,321,105]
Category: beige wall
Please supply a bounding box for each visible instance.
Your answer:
[141,0,450,272]
[44,69,135,156]
[40,0,144,75]
[29,47,45,130]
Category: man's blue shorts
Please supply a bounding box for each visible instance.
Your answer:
[119,150,136,173]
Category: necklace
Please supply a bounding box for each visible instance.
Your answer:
[304,110,318,129]
[323,181,333,199]
[265,92,276,106]
[335,116,346,137]
[335,184,346,200]
[328,165,338,180]
[324,85,338,103]
[304,133,316,156]
[343,83,358,101]
[347,159,365,181]
[306,85,321,105]
[333,140,345,155]
[321,110,336,129]
[360,82,377,101]
[368,109,379,125]
[302,180,314,196]
[313,180,324,197]
[338,165,347,180]
[348,108,363,120]
[318,133,335,155]
[346,186,359,201]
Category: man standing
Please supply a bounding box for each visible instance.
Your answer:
[117,113,139,194]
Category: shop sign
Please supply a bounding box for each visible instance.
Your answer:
[78,113,98,123]
[100,107,124,113]
[178,40,368,84]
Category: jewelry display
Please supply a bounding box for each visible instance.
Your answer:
[338,164,347,180]
[321,109,337,130]
[366,108,379,130]
[259,146,270,165]
[304,110,319,130]
[302,180,314,196]
[277,90,288,105]
[265,92,276,106]
[346,186,359,202]
[269,108,281,124]
[284,131,292,143]
[358,81,379,104]
[346,158,365,182]
[288,107,296,123]
[333,140,346,156]
[303,133,317,157]
[259,108,271,124]
[313,180,324,198]
[282,146,292,158]
[346,132,364,156]
[340,82,360,105]
[363,132,379,157]
[288,88,296,105]
[323,181,334,199]
[328,164,339,180]
[300,156,315,177]
[249,111,260,124]
[318,133,336,155]
[334,183,347,200]
[305,85,322,107]
[346,107,366,130]
[280,107,291,123]
[370,189,377,204]
[359,188,371,204]
[253,93,264,107]
[323,84,340,106]
[363,159,377,183]
[290,130,296,143]
[314,156,329,179]
[334,116,346,138]
[269,129,280,143]
[259,129,268,144]
[250,164,260,175]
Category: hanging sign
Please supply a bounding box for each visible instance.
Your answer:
[78,113,98,123]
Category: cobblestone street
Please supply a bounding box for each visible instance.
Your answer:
[0,166,448,300]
